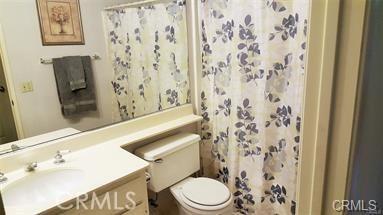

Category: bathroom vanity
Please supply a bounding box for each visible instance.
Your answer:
[0,105,202,215]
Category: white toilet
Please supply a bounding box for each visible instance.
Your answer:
[135,133,233,215]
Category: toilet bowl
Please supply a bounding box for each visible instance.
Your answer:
[170,177,233,215]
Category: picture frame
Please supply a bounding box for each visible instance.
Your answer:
[36,0,85,45]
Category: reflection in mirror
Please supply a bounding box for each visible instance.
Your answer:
[0,0,190,153]
[104,0,190,120]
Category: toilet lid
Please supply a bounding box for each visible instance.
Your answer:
[181,177,231,206]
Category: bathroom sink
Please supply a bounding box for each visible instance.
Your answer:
[2,168,85,207]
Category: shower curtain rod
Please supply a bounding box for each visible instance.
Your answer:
[104,0,169,10]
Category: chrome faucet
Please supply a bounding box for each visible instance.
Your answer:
[25,162,38,172]
[54,150,71,164]
[0,144,25,156]
[11,144,21,151]
[0,171,7,183]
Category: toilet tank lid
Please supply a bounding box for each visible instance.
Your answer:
[134,133,201,161]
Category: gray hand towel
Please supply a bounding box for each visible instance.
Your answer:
[62,56,87,91]
[74,56,97,113]
[53,56,97,117]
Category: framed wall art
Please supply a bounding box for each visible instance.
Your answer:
[36,0,85,45]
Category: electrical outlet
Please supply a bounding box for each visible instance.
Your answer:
[21,81,33,93]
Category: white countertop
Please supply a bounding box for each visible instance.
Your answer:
[0,139,149,215]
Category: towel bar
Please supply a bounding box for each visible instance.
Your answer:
[40,54,101,64]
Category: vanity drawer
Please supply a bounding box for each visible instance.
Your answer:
[59,173,148,215]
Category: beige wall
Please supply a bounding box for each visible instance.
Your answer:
[0,0,136,138]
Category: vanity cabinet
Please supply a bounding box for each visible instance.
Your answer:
[119,202,148,215]
[59,171,149,215]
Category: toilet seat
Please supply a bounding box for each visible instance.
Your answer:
[180,177,232,211]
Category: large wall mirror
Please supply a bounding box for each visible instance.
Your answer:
[0,0,191,154]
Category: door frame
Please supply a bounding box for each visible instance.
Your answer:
[296,0,342,214]
[322,0,368,214]
[0,23,24,139]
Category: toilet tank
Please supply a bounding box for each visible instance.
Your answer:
[135,133,200,192]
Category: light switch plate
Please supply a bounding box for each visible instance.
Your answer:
[21,81,33,93]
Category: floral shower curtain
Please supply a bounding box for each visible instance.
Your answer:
[199,0,309,214]
[104,0,190,120]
